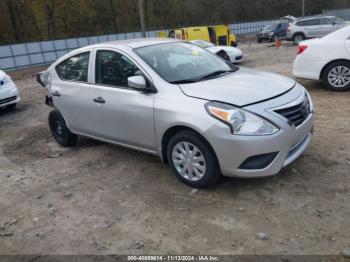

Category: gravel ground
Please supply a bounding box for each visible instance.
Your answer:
[0,42,349,256]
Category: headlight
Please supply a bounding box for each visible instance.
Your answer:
[269,32,274,36]
[205,102,279,135]
[0,75,11,86]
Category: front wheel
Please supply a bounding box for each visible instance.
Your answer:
[49,110,77,147]
[323,61,350,92]
[167,131,220,188]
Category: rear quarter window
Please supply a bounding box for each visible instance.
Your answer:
[55,52,90,82]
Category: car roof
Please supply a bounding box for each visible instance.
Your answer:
[75,38,181,52]
[297,15,336,22]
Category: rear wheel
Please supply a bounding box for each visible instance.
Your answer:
[49,110,77,147]
[293,33,305,45]
[167,131,220,188]
[323,61,350,92]
[257,38,262,43]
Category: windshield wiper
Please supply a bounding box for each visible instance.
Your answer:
[197,70,234,81]
[169,68,236,84]
[169,79,199,84]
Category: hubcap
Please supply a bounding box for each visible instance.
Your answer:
[54,120,64,137]
[172,142,206,182]
[328,66,350,88]
[295,35,304,44]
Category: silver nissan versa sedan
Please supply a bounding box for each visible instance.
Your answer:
[37,38,314,188]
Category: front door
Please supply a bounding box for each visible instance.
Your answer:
[89,49,156,152]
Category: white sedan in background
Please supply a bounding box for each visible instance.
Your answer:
[190,40,243,63]
[293,25,350,91]
[0,70,20,109]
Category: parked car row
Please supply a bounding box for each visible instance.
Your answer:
[257,15,346,45]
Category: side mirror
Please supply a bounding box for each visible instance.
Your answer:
[128,75,147,90]
[128,75,155,93]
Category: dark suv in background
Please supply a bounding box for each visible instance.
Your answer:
[257,21,289,43]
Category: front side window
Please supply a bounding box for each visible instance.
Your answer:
[331,17,345,24]
[56,52,90,82]
[263,24,278,31]
[134,42,233,83]
[305,19,320,26]
[95,50,141,87]
[320,18,333,25]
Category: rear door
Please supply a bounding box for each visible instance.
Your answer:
[303,18,322,37]
[187,27,210,42]
[51,51,95,134]
[319,18,335,36]
[89,48,156,151]
[214,25,228,46]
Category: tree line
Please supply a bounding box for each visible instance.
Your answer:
[0,0,349,45]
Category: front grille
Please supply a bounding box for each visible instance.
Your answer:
[0,96,16,105]
[274,95,311,127]
[258,33,269,37]
[236,55,243,61]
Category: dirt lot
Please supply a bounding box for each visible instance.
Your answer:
[0,42,349,256]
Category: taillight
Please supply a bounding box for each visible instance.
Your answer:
[297,45,308,55]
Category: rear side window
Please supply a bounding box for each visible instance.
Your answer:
[95,50,141,88]
[56,52,90,82]
[296,19,320,26]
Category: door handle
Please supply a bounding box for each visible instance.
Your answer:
[51,91,61,97]
[93,97,106,104]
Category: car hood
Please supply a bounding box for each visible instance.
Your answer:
[206,46,242,56]
[179,67,296,106]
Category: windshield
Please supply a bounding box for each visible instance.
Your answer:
[134,42,233,83]
[263,23,278,30]
[193,40,214,48]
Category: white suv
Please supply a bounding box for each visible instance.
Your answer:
[287,16,346,45]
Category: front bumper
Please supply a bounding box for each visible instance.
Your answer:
[0,81,20,107]
[205,84,314,178]
[257,36,274,42]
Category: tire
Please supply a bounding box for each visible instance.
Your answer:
[167,130,220,188]
[49,110,77,147]
[293,33,305,45]
[6,103,16,110]
[322,61,350,92]
[257,38,262,43]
